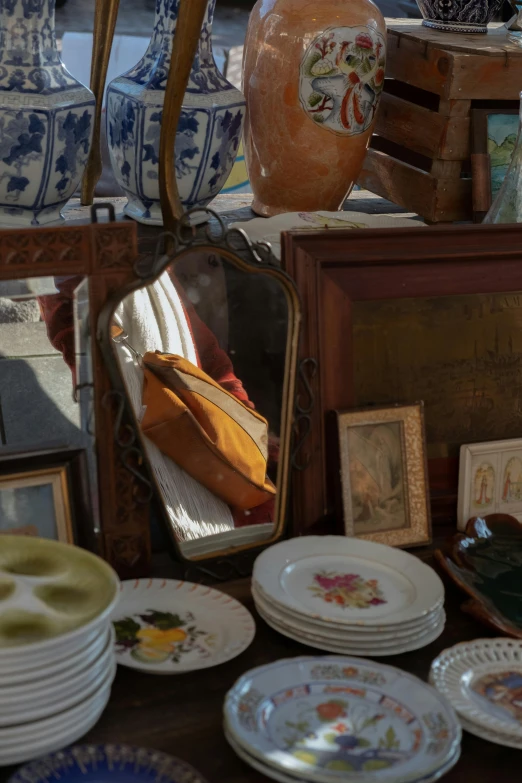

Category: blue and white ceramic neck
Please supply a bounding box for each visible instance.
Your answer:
[124,0,232,95]
[0,0,77,93]
[0,0,95,226]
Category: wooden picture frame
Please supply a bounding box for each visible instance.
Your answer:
[337,403,431,548]
[0,447,92,546]
[471,105,519,222]
[458,438,522,529]
[283,223,522,534]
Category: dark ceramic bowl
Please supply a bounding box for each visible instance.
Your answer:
[416,0,504,33]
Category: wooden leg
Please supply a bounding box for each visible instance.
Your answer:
[159,0,208,240]
[81,0,120,206]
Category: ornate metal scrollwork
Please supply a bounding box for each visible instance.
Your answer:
[146,209,279,280]
[182,549,262,584]
[102,389,152,503]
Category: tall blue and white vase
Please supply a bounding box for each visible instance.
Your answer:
[0,0,95,226]
[106,0,245,225]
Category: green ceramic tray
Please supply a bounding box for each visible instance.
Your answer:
[435,514,522,638]
[0,536,119,649]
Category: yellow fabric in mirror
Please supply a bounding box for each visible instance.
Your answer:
[141,352,276,511]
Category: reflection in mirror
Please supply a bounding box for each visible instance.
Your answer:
[111,250,290,558]
[0,277,98,537]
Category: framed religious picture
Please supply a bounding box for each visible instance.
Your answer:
[283,222,522,534]
[337,404,431,548]
[0,447,92,547]
[458,438,522,529]
[471,106,519,222]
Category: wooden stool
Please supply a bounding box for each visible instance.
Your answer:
[357,21,522,222]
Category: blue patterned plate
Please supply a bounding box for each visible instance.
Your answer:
[8,745,209,783]
[224,656,461,783]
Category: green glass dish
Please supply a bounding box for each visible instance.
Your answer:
[436,514,522,638]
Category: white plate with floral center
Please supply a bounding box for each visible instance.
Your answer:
[253,537,444,628]
[252,583,444,640]
[224,656,460,783]
[111,579,255,673]
[430,638,522,740]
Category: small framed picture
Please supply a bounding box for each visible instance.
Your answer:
[0,447,92,546]
[471,106,519,221]
[458,438,522,529]
[337,403,431,548]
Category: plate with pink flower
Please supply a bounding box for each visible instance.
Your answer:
[253,537,444,628]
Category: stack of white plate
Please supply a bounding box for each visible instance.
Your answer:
[252,537,445,656]
[224,655,462,783]
[0,536,119,766]
[430,638,522,749]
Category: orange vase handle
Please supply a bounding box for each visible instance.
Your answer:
[81,0,120,206]
[159,0,209,237]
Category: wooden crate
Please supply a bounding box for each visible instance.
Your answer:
[358,21,522,222]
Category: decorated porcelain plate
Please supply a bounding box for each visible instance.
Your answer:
[7,744,210,783]
[224,656,460,783]
[253,537,444,628]
[111,579,255,673]
[430,638,522,739]
[458,714,522,749]
[257,605,445,657]
[252,584,444,641]
[224,726,461,783]
[0,536,119,655]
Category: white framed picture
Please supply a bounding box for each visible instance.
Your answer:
[458,438,522,530]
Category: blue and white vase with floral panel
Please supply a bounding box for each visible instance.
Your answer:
[106,0,245,225]
[0,0,95,226]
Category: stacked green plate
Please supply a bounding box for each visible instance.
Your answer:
[0,536,119,766]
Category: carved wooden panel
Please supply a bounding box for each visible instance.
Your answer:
[0,215,151,578]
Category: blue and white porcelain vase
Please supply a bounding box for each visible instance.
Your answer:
[106,0,245,225]
[0,0,95,226]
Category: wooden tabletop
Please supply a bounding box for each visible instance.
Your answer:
[0,543,512,783]
[62,190,416,229]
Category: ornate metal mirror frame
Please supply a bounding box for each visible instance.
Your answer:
[98,217,301,581]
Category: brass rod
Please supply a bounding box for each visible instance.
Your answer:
[159,0,208,241]
[81,0,120,206]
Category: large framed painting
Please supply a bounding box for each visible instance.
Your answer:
[283,223,522,533]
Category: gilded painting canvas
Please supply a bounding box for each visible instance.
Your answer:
[338,404,431,548]
[346,421,408,535]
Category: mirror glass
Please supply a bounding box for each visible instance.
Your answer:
[112,250,291,559]
[0,276,99,535]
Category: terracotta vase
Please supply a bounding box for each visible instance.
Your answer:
[242,0,386,217]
